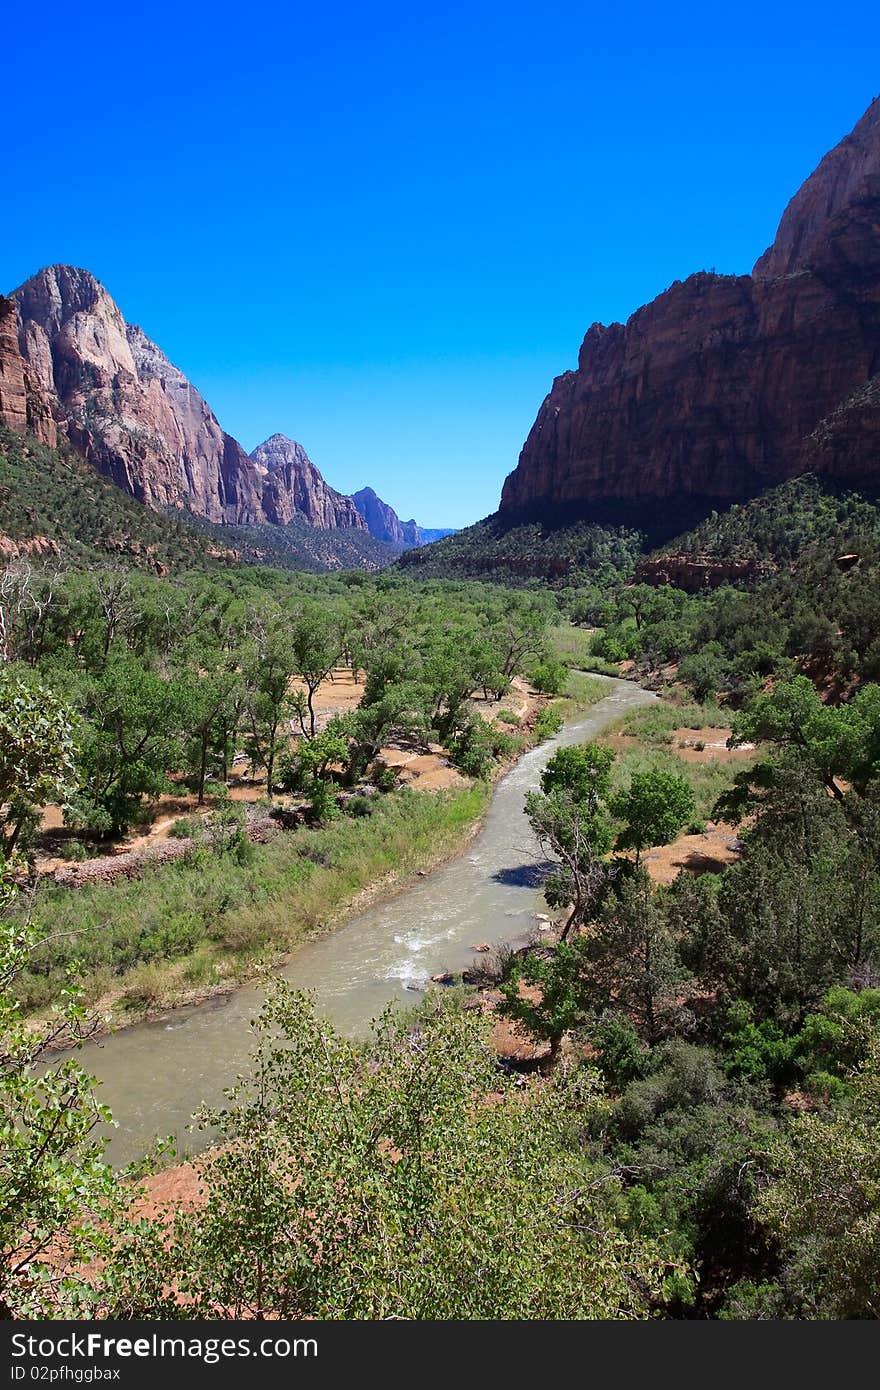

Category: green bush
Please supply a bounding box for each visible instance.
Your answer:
[534,705,563,741]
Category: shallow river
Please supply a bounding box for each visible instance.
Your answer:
[77,677,656,1165]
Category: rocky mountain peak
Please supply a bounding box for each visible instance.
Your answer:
[499,95,880,535]
[14,264,114,334]
[754,95,880,278]
[250,436,366,530]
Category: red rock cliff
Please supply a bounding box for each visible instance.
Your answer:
[250,435,367,530]
[5,267,366,532]
[500,97,880,528]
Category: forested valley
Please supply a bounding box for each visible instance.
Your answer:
[2,427,880,1321]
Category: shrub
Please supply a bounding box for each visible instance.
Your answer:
[534,706,563,741]
[371,763,401,793]
[528,660,568,695]
[168,816,201,840]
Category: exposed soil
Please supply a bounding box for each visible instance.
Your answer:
[639,823,744,886]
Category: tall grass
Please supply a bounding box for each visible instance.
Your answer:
[17,786,488,1018]
[609,701,729,745]
[609,745,752,823]
[556,670,609,717]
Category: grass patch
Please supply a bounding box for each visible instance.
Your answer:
[609,744,751,823]
[609,701,729,745]
[554,670,609,719]
[547,621,592,666]
[17,785,489,1020]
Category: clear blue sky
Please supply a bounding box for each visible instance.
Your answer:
[4,2,879,526]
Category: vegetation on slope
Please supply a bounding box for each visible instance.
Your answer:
[0,428,402,575]
[0,427,219,572]
[659,474,880,567]
[397,511,643,587]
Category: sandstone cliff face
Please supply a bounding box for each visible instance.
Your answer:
[0,296,28,435]
[8,266,265,525]
[634,553,772,593]
[352,486,419,546]
[250,435,366,530]
[501,97,880,529]
[0,294,56,445]
[2,266,376,533]
[754,97,880,278]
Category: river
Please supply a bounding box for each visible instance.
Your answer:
[77,676,656,1165]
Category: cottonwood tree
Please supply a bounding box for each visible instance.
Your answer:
[0,669,77,858]
[98,988,668,1319]
[613,769,695,868]
[527,743,616,941]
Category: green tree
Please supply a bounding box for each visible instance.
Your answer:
[587,870,687,1042]
[499,937,593,1062]
[753,1043,880,1319]
[613,769,695,868]
[68,658,185,834]
[244,619,298,794]
[101,988,668,1319]
[527,742,617,941]
[540,741,615,803]
[0,669,76,858]
[290,606,345,740]
[0,895,117,1318]
[729,676,880,799]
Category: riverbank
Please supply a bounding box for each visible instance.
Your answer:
[19,673,609,1034]
[68,676,656,1167]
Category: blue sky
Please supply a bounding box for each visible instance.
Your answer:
[4,2,879,526]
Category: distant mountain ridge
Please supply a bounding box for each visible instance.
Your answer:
[351,486,456,549]
[0,266,447,551]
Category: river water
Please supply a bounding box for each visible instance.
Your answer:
[77,677,656,1165]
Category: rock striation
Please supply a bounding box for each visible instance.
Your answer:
[1,267,369,533]
[251,435,366,530]
[500,96,880,532]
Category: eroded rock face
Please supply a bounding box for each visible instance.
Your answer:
[500,97,880,531]
[0,294,56,445]
[4,267,370,533]
[250,435,366,530]
[9,266,266,524]
[634,553,772,592]
[0,296,28,435]
[351,486,419,545]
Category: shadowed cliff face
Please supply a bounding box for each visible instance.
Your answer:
[501,96,880,526]
[352,486,420,546]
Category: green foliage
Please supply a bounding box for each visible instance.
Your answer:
[12,786,490,1013]
[528,659,568,694]
[100,988,668,1319]
[540,741,615,802]
[669,474,880,568]
[613,769,695,865]
[533,705,563,740]
[753,1043,880,1319]
[0,668,76,856]
[500,937,594,1060]
[397,512,643,589]
[0,897,118,1318]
